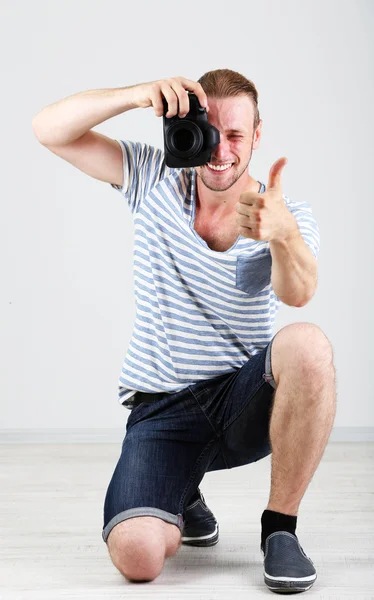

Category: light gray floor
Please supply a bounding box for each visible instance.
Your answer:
[1,442,373,599]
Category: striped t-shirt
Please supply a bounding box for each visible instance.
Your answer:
[111,140,320,409]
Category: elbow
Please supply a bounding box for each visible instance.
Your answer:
[295,299,308,308]
[277,293,312,308]
[295,290,316,308]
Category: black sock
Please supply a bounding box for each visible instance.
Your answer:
[261,509,297,550]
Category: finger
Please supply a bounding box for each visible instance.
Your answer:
[236,214,252,227]
[235,202,251,216]
[267,157,287,190]
[238,192,256,206]
[150,87,165,117]
[161,86,179,118]
[179,78,209,111]
[171,83,190,117]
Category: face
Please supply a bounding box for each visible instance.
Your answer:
[195,95,262,192]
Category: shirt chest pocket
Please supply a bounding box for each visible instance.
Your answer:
[235,253,273,296]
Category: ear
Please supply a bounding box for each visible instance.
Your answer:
[252,119,263,151]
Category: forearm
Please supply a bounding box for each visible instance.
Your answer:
[32,86,139,146]
[269,228,318,307]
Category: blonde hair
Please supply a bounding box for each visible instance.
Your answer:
[197,68,260,131]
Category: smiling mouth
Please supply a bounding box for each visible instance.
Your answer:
[206,162,234,173]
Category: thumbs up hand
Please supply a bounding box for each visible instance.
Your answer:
[235,158,299,242]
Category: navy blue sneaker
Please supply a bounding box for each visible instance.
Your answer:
[181,488,219,547]
[261,531,317,593]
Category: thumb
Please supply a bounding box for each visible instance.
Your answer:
[267,157,288,191]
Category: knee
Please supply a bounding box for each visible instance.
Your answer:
[106,517,180,582]
[108,527,165,582]
[276,322,334,373]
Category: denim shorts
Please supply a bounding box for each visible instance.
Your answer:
[102,336,277,543]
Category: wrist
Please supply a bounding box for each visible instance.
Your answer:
[272,216,300,244]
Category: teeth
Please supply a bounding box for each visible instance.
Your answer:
[207,162,233,171]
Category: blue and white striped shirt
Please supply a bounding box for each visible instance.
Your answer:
[111,140,320,409]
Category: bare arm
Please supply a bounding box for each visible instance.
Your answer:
[31,78,209,187]
[32,86,139,146]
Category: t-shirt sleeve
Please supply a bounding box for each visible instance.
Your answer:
[283,195,320,259]
[110,140,173,214]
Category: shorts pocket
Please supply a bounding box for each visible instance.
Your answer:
[236,253,272,295]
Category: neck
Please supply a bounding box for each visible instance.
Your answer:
[195,171,260,217]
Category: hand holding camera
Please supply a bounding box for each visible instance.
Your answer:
[132,77,220,168]
[132,76,209,118]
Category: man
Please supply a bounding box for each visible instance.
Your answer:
[32,69,337,593]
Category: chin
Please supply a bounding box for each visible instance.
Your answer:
[200,166,241,188]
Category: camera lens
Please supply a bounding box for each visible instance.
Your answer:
[172,128,195,152]
[166,121,203,159]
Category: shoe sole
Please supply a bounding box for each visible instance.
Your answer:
[262,548,317,593]
[264,576,316,593]
[181,524,219,547]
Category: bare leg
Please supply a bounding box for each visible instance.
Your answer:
[107,517,182,582]
[266,355,336,516]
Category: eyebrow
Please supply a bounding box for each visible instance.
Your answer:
[226,129,246,135]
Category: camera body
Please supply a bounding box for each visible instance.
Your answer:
[162,92,220,168]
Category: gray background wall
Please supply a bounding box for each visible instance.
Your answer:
[2,0,373,441]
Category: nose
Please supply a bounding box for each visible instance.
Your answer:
[212,136,231,160]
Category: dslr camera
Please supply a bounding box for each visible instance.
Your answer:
[162,92,220,168]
